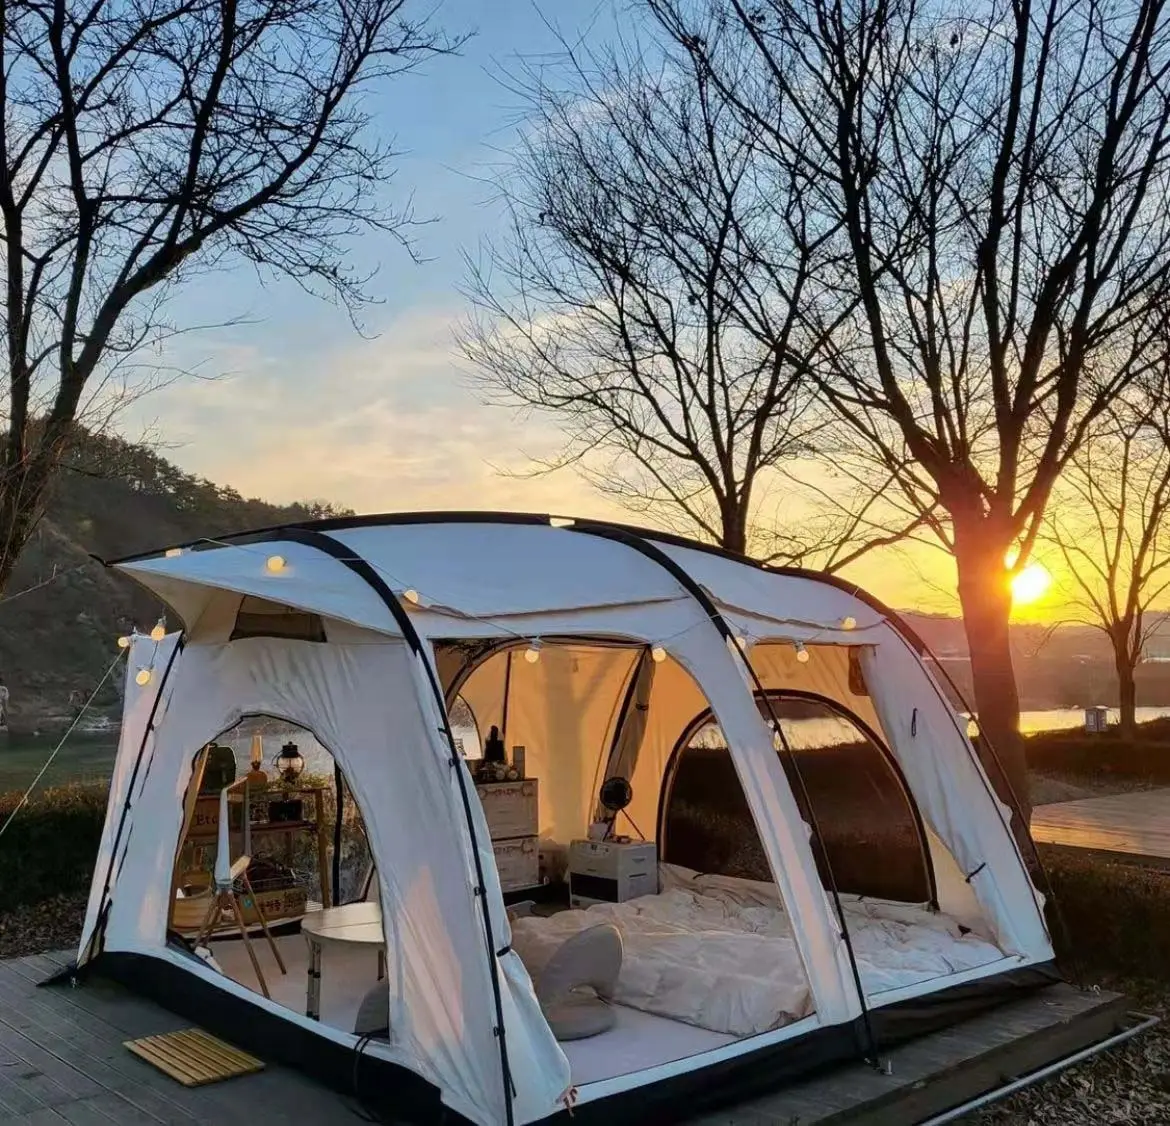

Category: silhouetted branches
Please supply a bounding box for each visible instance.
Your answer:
[0,0,459,590]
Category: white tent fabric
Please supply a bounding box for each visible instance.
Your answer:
[82,632,567,1125]
[124,539,402,636]
[86,515,1054,1125]
[78,631,181,961]
[860,641,1049,959]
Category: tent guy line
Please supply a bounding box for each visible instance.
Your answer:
[0,649,125,843]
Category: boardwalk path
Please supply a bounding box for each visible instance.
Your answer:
[1031,788,1170,862]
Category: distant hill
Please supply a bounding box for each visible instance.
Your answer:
[0,430,351,731]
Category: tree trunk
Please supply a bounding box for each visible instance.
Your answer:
[1113,634,1137,741]
[953,525,1031,820]
[0,445,56,597]
[720,499,749,556]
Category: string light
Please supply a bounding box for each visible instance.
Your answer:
[841,616,857,631]
[135,668,153,686]
[549,516,576,528]
[795,642,810,664]
[266,555,287,574]
[165,547,183,558]
[117,635,132,650]
[402,589,420,605]
[651,645,667,663]
[150,619,166,642]
[524,640,542,664]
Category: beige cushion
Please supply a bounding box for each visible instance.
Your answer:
[535,923,623,1041]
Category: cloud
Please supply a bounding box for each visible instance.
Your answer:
[126,305,629,520]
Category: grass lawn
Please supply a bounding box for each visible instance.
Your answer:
[0,736,118,795]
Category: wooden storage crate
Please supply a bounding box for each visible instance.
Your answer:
[171,875,308,933]
[476,779,538,841]
[492,836,539,893]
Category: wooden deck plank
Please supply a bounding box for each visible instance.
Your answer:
[0,973,204,1118]
[0,1111,69,1126]
[0,953,1144,1126]
[1031,788,1170,858]
[725,984,1129,1124]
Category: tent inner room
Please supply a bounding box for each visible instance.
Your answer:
[433,636,1009,1084]
[169,718,382,1029]
[164,632,1011,1088]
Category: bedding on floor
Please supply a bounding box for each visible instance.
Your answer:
[510,866,1004,1037]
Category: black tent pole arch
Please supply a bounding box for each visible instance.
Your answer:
[567,520,884,1070]
[258,527,518,1126]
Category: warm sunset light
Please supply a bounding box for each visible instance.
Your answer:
[1011,562,1052,606]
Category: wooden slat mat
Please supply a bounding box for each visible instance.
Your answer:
[124,1028,265,1086]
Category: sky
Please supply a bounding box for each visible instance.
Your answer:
[118,0,1033,618]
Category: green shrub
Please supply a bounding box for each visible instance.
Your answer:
[1041,845,1170,982]
[1023,717,1170,781]
[0,783,109,913]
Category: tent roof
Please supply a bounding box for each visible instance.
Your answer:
[110,512,920,647]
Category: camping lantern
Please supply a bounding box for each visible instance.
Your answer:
[268,741,305,823]
[276,741,304,784]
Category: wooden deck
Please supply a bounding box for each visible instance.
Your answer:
[0,951,346,1124]
[1031,788,1170,862]
[693,984,1132,1125]
[0,951,1140,1125]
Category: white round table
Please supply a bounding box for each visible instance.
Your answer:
[301,901,385,1020]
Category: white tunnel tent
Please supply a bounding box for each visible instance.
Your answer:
[76,514,1057,1126]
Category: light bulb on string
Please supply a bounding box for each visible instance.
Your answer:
[117,635,132,650]
[795,642,810,664]
[150,619,167,642]
[266,555,287,574]
[135,668,153,687]
[841,616,857,631]
[402,588,420,605]
[524,640,542,664]
[651,645,667,663]
[165,547,183,559]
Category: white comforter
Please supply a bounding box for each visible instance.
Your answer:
[510,869,1003,1037]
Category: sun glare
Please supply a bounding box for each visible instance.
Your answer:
[1011,562,1052,605]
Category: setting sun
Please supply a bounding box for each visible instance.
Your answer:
[1011,562,1052,606]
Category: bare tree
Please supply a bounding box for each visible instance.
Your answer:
[462,30,842,555]
[0,0,458,593]
[650,0,1170,807]
[1041,379,1170,739]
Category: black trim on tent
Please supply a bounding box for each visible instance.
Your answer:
[81,948,1060,1126]
[557,960,1063,1126]
[594,645,650,819]
[657,687,939,911]
[248,527,517,1126]
[80,636,185,969]
[563,520,882,1067]
[332,763,344,907]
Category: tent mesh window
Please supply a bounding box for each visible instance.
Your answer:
[230,596,327,642]
[662,693,932,904]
